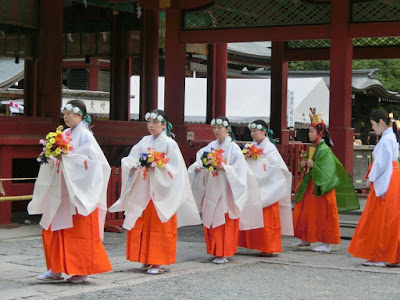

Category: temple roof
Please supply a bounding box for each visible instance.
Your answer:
[0,58,24,88]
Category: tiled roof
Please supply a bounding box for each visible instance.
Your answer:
[0,58,24,88]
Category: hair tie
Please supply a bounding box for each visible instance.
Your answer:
[228,126,236,142]
[166,121,173,137]
[83,114,92,128]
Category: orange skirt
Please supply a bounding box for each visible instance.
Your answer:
[126,200,177,265]
[42,208,112,275]
[204,214,239,257]
[238,202,282,253]
[348,161,400,263]
[293,178,340,244]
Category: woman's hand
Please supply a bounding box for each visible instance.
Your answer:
[300,160,307,168]
[366,180,371,188]
[194,167,201,173]
[306,159,313,168]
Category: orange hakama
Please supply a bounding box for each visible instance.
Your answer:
[238,202,282,253]
[126,200,177,265]
[204,214,239,257]
[293,179,341,244]
[42,208,112,275]
[348,161,400,264]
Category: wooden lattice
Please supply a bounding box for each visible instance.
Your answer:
[183,0,331,30]
[351,0,400,23]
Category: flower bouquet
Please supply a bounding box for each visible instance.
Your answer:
[200,148,225,177]
[241,143,264,160]
[37,126,74,164]
[139,147,172,180]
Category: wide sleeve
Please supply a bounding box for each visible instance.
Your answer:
[62,133,111,216]
[27,158,58,215]
[311,146,339,196]
[151,140,201,226]
[222,144,248,213]
[108,138,150,216]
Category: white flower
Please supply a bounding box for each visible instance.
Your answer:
[73,107,80,114]
[157,115,163,122]
[216,119,222,125]
[251,123,256,129]
[223,121,228,127]
[248,124,252,130]
[65,104,73,110]
[211,119,216,126]
[150,113,157,119]
[145,112,150,120]
[256,124,262,130]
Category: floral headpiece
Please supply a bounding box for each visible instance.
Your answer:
[61,103,92,128]
[248,122,267,131]
[61,103,84,115]
[211,118,229,127]
[145,112,166,123]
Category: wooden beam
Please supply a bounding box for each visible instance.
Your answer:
[179,25,331,44]
[349,22,400,38]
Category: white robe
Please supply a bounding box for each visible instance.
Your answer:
[188,136,264,230]
[108,132,201,230]
[28,121,111,240]
[369,128,399,197]
[246,138,294,236]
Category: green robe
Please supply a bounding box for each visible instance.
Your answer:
[295,140,360,213]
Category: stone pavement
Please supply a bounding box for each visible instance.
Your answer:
[1,224,400,300]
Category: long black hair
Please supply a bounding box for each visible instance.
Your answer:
[371,109,400,142]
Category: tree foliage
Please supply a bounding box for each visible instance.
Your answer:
[289,59,400,92]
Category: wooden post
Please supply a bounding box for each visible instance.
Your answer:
[140,8,159,118]
[110,13,131,121]
[206,43,227,122]
[329,0,354,174]
[270,41,289,152]
[37,0,63,118]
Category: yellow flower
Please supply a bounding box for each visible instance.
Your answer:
[46,134,51,140]
[148,157,154,163]
[203,158,208,164]
[51,151,58,157]
[208,166,214,172]
[242,149,248,154]
[45,151,51,158]
[49,138,56,144]
[56,130,62,135]
[46,143,52,149]
[55,148,62,155]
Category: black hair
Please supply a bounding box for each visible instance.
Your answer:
[150,109,168,123]
[313,123,334,147]
[371,109,400,142]
[66,99,87,116]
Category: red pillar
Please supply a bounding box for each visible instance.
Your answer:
[141,9,159,117]
[88,57,99,91]
[110,13,131,121]
[164,8,189,162]
[214,43,227,117]
[37,0,63,118]
[164,8,186,127]
[270,41,289,151]
[206,43,227,122]
[329,0,354,174]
